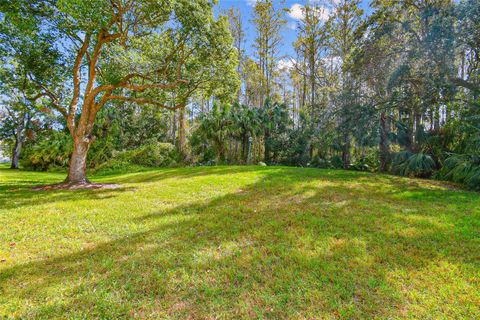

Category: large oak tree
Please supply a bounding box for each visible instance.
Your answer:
[1,0,238,185]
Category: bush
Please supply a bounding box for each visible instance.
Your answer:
[392,151,436,178]
[105,142,178,168]
[436,154,480,190]
[310,155,331,169]
[330,155,344,169]
[22,131,72,171]
[349,161,370,171]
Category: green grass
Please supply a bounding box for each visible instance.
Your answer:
[0,163,479,319]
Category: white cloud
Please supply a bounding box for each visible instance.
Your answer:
[245,0,257,7]
[277,58,296,71]
[288,3,331,22]
[288,3,304,20]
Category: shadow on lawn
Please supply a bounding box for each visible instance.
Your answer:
[1,168,478,318]
[0,184,136,210]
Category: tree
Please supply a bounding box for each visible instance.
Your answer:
[0,6,64,169]
[194,103,233,163]
[230,103,261,163]
[326,0,364,169]
[252,0,287,106]
[226,7,246,102]
[293,3,328,160]
[1,0,237,185]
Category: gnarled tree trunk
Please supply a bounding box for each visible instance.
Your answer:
[65,138,91,185]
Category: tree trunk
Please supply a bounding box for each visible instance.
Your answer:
[342,132,350,169]
[178,107,187,162]
[217,142,226,163]
[10,138,22,169]
[65,139,91,184]
[379,111,389,172]
[242,132,248,164]
[10,115,26,169]
[264,130,270,164]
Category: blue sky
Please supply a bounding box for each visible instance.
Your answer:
[216,0,372,61]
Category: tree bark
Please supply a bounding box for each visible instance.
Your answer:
[178,106,187,162]
[10,114,26,169]
[10,138,22,169]
[264,130,271,164]
[65,138,91,184]
[342,132,350,169]
[379,111,389,172]
[242,132,248,163]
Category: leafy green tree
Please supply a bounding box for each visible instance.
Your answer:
[252,0,287,105]
[1,0,238,185]
[325,0,364,169]
[193,103,233,163]
[230,103,261,163]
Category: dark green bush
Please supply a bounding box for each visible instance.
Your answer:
[436,154,480,190]
[107,142,178,168]
[22,131,72,171]
[310,155,331,169]
[330,155,344,169]
[392,151,436,178]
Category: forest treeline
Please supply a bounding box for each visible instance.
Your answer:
[0,0,479,189]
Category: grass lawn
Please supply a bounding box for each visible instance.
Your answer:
[0,164,479,319]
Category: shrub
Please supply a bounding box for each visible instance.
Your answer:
[392,151,436,178]
[330,155,344,169]
[436,154,480,190]
[310,155,331,169]
[22,131,72,171]
[108,142,178,168]
[349,161,370,171]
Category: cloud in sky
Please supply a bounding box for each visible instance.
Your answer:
[288,3,331,22]
[277,58,296,71]
[245,0,257,7]
[288,4,304,20]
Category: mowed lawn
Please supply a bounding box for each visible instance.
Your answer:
[0,164,479,319]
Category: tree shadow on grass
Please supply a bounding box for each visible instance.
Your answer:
[0,184,136,211]
[100,165,273,184]
[1,168,479,318]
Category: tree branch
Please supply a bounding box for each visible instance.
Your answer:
[68,32,92,133]
[449,77,479,92]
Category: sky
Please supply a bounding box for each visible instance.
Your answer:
[215,0,372,63]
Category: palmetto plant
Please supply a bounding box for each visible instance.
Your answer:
[196,103,234,163]
[392,151,436,178]
[230,103,261,163]
[437,127,480,189]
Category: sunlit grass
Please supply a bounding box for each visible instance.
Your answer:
[0,163,479,318]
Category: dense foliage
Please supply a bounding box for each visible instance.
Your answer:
[0,0,479,190]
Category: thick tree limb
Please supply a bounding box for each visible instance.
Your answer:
[449,77,480,92]
[68,32,92,133]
